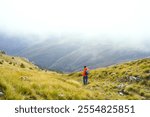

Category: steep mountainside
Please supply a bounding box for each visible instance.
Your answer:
[1,35,150,72]
[14,39,150,72]
[0,51,150,100]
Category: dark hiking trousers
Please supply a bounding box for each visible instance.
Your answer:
[83,76,88,85]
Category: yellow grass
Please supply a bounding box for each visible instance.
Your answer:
[0,53,150,100]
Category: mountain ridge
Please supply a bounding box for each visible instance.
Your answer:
[0,35,150,72]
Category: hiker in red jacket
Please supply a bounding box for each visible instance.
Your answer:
[82,66,89,85]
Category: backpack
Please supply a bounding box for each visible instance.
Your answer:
[85,71,88,75]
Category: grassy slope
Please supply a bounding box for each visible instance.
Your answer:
[0,53,150,100]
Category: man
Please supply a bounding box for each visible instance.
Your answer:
[82,66,89,85]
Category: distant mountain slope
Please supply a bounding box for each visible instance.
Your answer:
[0,35,150,72]
[0,34,45,55]
[17,39,150,72]
[0,51,150,100]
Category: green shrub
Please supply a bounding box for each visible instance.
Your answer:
[140,80,147,85]
[143,69,150,73]
[0,50,6,54]
[143,74,150,80]
[0,61,3,64]
[29,67,33,70]
[124,86,134,92]
[139,89,145,96]
[20,63,25,68]
[9,62,12,65]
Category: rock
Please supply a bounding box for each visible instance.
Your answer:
[118,89,129,96]
[129,76,141,82]
[0,92,4,96]
[118,91,124,96]
[117,84,126,96]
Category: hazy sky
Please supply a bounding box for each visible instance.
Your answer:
[0,0,150,42]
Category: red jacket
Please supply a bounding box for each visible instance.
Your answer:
[82,68,88,76]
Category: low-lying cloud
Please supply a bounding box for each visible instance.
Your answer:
[0,0,150,52]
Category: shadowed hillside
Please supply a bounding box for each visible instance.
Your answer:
[0,51,150,100]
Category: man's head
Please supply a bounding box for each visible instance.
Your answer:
[84,66,86,68]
